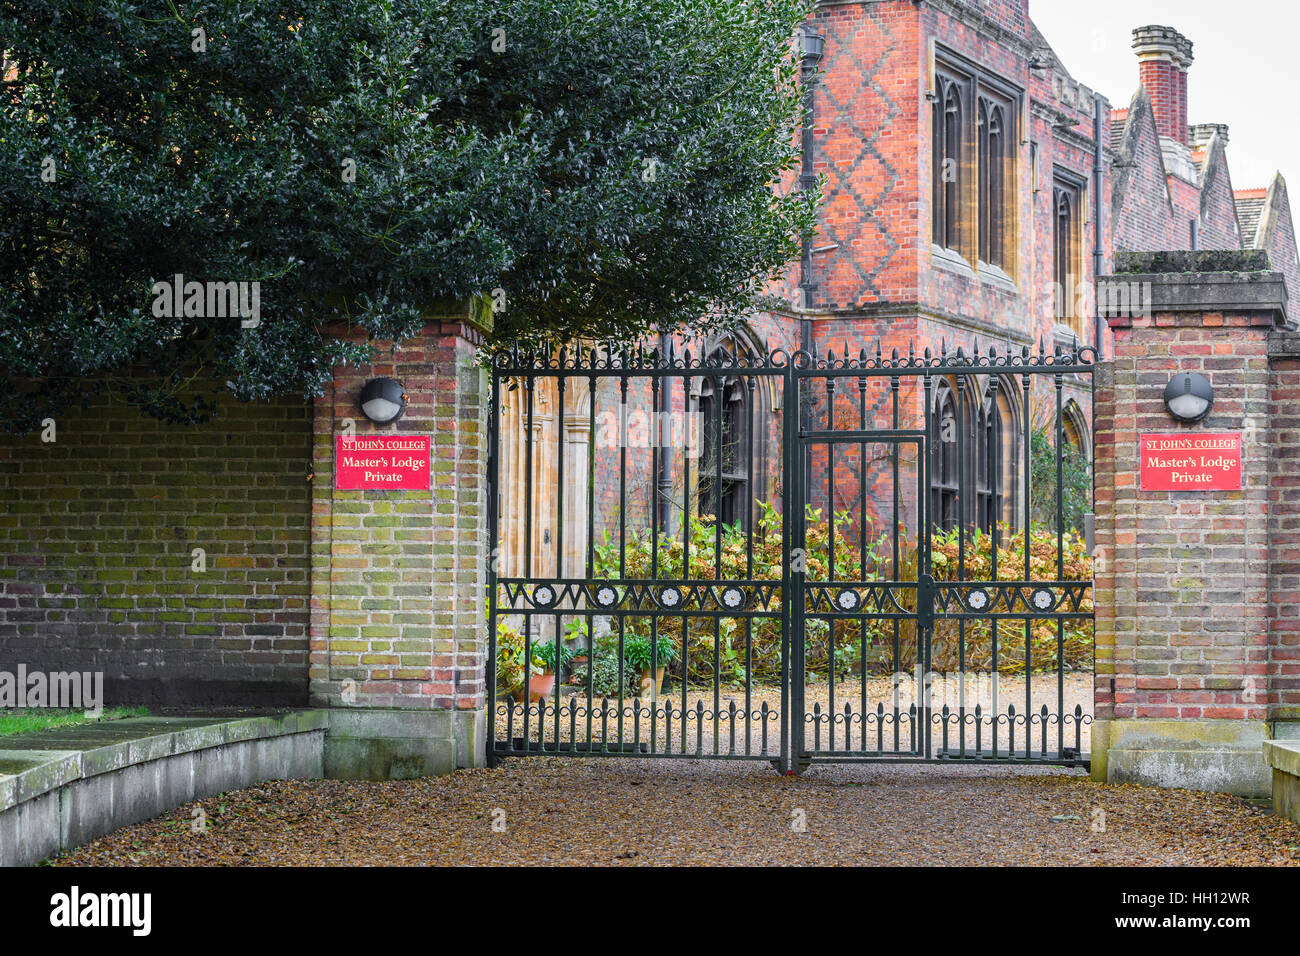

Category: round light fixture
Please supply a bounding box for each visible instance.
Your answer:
[359,377,407,424]
[1163,372,1213,424]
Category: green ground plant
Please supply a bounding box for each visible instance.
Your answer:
[0,706,148,737]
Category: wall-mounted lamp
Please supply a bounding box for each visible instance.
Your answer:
[359,377,407,424]
[1163,372,1213,423]
[799,29,825,63]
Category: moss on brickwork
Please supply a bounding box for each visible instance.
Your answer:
[0,386,312,705]
[1114,249,1273,274]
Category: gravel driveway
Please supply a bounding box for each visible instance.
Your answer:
[52,758,1300,866]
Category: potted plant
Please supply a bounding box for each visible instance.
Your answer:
[495,621,551,703]
[531,639,575,700]
[624,633,678,698]
[564,618,591,669]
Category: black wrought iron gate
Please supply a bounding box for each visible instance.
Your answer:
[487,340,1094,772]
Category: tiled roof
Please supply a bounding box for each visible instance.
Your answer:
[1110,108,1129,152]
[1235,190,1266,246]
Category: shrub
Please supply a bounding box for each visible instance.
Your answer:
[568,634,638,698]
[588,506,1093,684]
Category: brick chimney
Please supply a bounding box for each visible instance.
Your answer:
[1132,25,1194,145]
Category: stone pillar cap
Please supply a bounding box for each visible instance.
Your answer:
[1189,123,1229,149]
[1132,25,1193,67]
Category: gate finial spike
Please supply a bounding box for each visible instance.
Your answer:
[972,335,979,357]
[876,337,882,362]
[1038,335,1045,358]
[891,347,899,363]
[908,340,914,361]
[941,337,947,358]
[924,346,932,360]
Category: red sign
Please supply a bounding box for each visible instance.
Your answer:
[1140,433,1241,491]
[335,435,430,490]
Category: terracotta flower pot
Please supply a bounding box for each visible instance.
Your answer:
[514,671,556,704]
[638,666,666,698]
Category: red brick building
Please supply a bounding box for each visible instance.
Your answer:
[493,2,1300,586]
[772,5,1297,366]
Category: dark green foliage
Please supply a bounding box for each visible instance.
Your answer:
[532,637,574,674]
[0,0,816,431]
[1029,426,1092,533]
[569,634,638,698]
[623,631,678,672]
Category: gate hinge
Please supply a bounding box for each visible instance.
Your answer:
[917,574,936,629]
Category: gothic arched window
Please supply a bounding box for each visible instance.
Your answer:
[978,99,1008,268]
[931,378,1008,534]
[1054,179,1082,334]
[698,357,752,530]
[933,79,963,252]
[930,382,960,531]
[972,381,1003,533]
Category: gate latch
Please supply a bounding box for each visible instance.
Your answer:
[917,574,936,629]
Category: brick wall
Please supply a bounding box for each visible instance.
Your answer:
[309,313,488,716]
[0,389,312,705]
[1095,308,1273,725]
[1269,332,1300,720]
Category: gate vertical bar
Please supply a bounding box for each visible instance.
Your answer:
[487,363,501,766]
[786,357,803,773]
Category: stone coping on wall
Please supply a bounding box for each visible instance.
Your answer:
[0,711,328,814]
[0,711,328,865]
[1101,261,1289,327]
[1264,739,1300,778]
[1264,740,1300,827]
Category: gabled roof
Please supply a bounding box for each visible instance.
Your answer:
[1195,132,1241,242]
[1111,86,1174,226]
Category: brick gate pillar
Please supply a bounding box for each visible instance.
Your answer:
[309,299,491,779]
[1093,252,1289,796]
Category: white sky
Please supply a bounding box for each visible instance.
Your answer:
[1030,0,1296,192]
